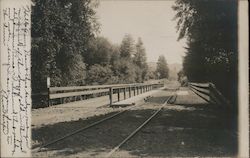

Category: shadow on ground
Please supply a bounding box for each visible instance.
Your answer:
[121,103,238,157]
[32,100,237,157]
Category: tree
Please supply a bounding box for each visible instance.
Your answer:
[84,37,112,67]
[110,44,120,66]
[156,55,169,79]
[172,0,238,103]
[86,64,113,85]
[120,34,135,59]
[112,59,137,83]
[133,38,148,81]
[31,0,99,92]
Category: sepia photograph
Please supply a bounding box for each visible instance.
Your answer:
[0,0,248,157]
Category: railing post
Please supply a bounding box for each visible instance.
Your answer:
[47,77,50,107]
[109,87,113,105]
[208,83,212,102]
[134,87,136,96]
[117,88,120,101]
[124,88,126,99]
[129,86,131,98]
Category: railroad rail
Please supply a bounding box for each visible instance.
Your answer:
[33,92,176,154]
[32,101,146,152]
[106,94,174,157]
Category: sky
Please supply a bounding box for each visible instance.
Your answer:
[96,0,186,64]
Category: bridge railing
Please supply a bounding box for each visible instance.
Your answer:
[46,82,164,106]
[189,82,231,108]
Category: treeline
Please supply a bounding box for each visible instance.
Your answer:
[86,35,150,85]
[31,0,169,94]
[173,0,238,105]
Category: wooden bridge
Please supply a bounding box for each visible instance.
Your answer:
[32,79,164,107]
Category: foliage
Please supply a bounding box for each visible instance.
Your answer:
[31,0,99,92]
[172,0,238,103]
[84,37,112,67]
[110,44,121,66]
[86,64,113,85]
[133,38,149,81]
[112,59,137,83]
[32,0,156,97]
[156,55,169,79]
[177,70,188,86]
[147,69,157,80]
[120,34,135,59]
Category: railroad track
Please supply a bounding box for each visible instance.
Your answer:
[105,95,173,157]
[33,90,177,156]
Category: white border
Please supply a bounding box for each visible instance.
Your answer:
[238,1,249,157]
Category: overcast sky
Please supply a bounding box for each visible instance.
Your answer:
[96,0,186,64]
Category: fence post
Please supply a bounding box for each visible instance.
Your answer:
[117,88,120,101]
[109,87,113,105]
[47,77,50,107]
[208,83,212,102]
[129,86,131,98]
[124,88,126,99]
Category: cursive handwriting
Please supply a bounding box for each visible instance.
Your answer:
[1,2,31,157]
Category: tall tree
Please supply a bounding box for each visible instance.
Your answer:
[110,44,121,66]
[84,37,112,67]
[133,38,148,82]
[156,55,169,79]
[120,34,135,59]
[31,0,99,91]
[172,0,238,103]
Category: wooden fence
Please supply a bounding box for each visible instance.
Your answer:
[189,82,231,107]
[46,82,164,106]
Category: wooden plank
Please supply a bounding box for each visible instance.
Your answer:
[50,89,109,99]
[49,84,129,92]
[190,85,210,96]
[190,87,211,103]
[49,83,150,92]
[49,82,160,93]
[190,82,210,88]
